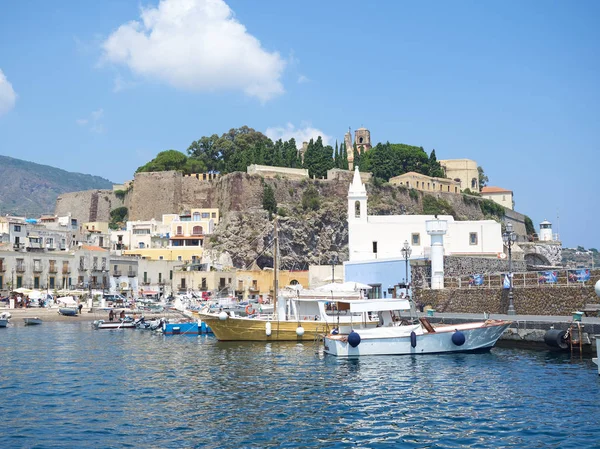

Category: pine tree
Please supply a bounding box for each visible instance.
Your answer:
[341,142,349,170]
[353,143,361,169]
[334,140,339,168]
[262,183,277,220]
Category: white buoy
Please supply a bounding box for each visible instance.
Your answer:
[265,321,272,336]
[595,279,600,297]
[218,311,228,321]
[296,325,305,337]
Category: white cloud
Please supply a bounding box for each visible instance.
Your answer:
[265,123,331,149]
[77,108,105,133]
[101,0,286,102]
[297,74,310,84]
[0,69,17,117]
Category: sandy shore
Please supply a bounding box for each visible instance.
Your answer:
[1,307,172,323]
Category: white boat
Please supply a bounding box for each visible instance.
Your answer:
[322,299,512,357]
[92,319,136,330]
[24,317,43,325]
[593,334,600,376]
[0,311,11,327]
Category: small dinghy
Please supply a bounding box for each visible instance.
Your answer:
[24,317,43,325]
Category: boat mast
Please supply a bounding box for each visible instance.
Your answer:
[273,218,279,318]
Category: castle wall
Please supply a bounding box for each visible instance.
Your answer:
[54,190,123,224]
[128,171,182,221]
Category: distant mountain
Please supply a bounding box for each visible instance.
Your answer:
[0,155,114,217]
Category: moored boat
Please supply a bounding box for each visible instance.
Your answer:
[58,307,78,316]
[162,321,200,335]
[322,299,512,357]
[24,317,43,325]
[92,319,136,330]
[0,311,11,327]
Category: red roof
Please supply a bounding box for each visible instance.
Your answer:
[81,245,107,252]
[481,186,512,194]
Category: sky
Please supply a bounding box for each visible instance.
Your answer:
[0,0,598,249]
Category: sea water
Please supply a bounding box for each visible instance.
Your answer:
[1,322,599,448]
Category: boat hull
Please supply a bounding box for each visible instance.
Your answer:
[162,322,199,335]
[201,314,341,341]
[24,318,42,325]
[92,320,136,329]
[0,319,8,328]
[58,308,78,316]
[323,321,512,357]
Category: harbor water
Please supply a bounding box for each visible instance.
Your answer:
[1,322,599,448]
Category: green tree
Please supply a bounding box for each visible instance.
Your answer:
[302,185,321,211]
[334,141,339,168]
[524,215,536,236]
[262,183,277,219]
[478,166,488,190]
[428,149,445,178]
[136,150,195,173]
[353,143,361,169]
[340,142,349,169]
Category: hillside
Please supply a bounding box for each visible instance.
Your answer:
[0,155,114,217]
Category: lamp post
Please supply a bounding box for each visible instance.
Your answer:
[330,255,338,284]
[502,222,517,315]
[11,267,15,290]
[400,240,412,298]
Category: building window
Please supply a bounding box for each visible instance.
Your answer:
[202,278,207,289]
[17,276,22,288]
[193,212,200,221]
[159,273,162,283]
[177,256,182,262]
[14,225,21,232]
[412,233,420,246]
[159,256,163,260]
[368,284,382,299]
[202,212,210,219]
[355,201,361,218]
[220,277,225,288]
[34,277,40,289]
[502,195,506,201]
[469,232,478,245]
[471,178,477,189]
[139,242,145,249]
[192,226,203,235]
[49,277,55,289]
[211,212,216,218]
[176,226,183,236]
[372,241,378,254]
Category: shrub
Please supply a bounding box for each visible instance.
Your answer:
[302,186,321,211]
[409,188,419,201]
[422,195,455,217]
[277,207,289,217]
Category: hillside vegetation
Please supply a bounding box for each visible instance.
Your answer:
[0,155,113,217]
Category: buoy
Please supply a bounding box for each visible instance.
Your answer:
[348,331,361,347]
[410,331,417,348]
[296,325,305,337]
[266,321,272,336]
[218,311,228,321]
[452,330,466,346]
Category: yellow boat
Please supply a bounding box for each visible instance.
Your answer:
[199,292,379,341]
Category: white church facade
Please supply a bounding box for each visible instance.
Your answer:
[347,167,504,262]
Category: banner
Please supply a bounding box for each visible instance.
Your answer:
[538,271,558,284]
[568,269,591,283]
[469,274,484,286]
[503,274,511,289]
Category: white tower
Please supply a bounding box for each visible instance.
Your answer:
[348,166,367,260]
[426,218,448,290]
[539,220,553,241]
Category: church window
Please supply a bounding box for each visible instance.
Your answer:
[469,233,478,245]
[354,201,361,218]
[412,233,420,246]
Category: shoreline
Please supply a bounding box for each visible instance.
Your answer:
[1,307,174,323]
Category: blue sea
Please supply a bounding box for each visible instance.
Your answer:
[1,322,599,449]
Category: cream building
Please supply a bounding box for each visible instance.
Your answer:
[348,167,503,262]
[481,186,514,210]
[438,159,479,192]
[389,172,461,194]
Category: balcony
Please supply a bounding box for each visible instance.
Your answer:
[112,270,122,277]
[62,268,71,274]
[33,266,43,273]
[142,279,151,286]
[16,266,26,273]
[127,271,137,277]
[49,267,58,274]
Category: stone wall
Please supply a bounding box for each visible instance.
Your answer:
[414,270,600,315]
[55,189,123,224]
[128,171,182,220]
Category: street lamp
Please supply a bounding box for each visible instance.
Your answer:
[400,240,412,298]
[330,255,338,284]
[502,222,517,315]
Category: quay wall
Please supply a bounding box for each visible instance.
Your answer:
[414,269,600,315]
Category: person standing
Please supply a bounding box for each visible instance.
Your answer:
[108,309,114,322]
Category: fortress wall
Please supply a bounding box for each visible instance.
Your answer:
[129,171,182,221]
[55,190,123,223]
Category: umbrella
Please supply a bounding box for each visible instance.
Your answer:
[344,281,373,290]
[14,287,32,295]
[316,281,372,292]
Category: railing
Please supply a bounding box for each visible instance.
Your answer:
[127,271,137,277]
[113,270,122,277]
[416,268,598,290]
[33,266,43,273]
[49,267,58,273]
[142,279,151,285]
[16,266,26,273]
[62,268,71,274]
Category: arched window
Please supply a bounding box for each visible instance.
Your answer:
[192,226,203,235]
[176,226,183,235]
[359,137,364,143]
[355,200,361,218]
[471,178,477,189]
[193,212,200,221]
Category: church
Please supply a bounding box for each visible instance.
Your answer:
[344,167,504,297]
